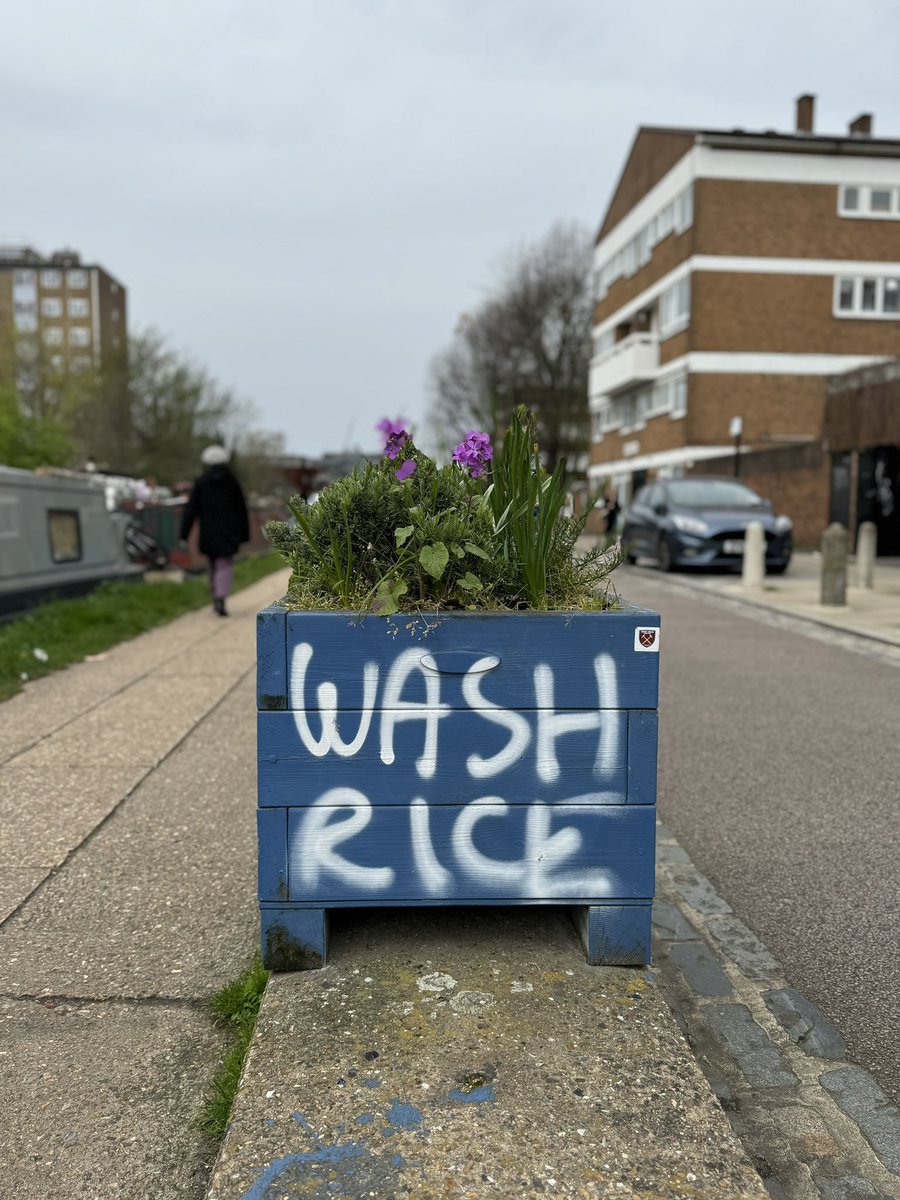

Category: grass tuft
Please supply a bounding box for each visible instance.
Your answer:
[0,552,284,703]
[200,954,270,1139]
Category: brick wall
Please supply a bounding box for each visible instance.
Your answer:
[695,178,900,262]
[691,271,900,355]
[686,373,826,445]
[597,129,694,241]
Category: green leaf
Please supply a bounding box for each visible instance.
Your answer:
[371,577,408,617]
[459,571,483,592]
[418,542,449,580]
[464,542,490,560]
[395,525,414,547]
[450,543,465,559]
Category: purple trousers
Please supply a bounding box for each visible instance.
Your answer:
[209,557,234,600]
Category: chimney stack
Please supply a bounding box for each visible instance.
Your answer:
[849,113,873,137]
[795,93,815,134]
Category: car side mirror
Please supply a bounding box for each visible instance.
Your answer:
[654,502,667,516]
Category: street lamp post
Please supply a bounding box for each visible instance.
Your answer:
[729,416,743,478]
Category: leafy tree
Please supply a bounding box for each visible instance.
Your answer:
[428,221,594,474]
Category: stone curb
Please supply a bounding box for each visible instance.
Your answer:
[654,822,900,1200]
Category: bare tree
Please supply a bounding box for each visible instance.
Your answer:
[428,221,593,472]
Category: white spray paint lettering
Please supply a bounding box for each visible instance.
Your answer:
[287,642,626,896]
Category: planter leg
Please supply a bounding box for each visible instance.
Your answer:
[573,904,651,967]
[261,908,328,971]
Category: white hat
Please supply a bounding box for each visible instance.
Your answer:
[201,444,230,466]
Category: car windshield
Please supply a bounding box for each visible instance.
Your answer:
[666,480,766,508]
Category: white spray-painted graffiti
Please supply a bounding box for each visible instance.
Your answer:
[287,642,629,899]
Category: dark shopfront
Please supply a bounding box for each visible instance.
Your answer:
[826,361,900,556]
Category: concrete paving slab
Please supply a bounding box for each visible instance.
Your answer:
[207,907,768,1200]
[152,647,254,679]
[0,678,259,999]
[0,867,50,923]
[12,672,241,770]
[0,763,148,869]
[0,996,224,1200]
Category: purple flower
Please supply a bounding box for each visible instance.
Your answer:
[394,459,417,482]
[377,418,410,460]
[452,431,493,479]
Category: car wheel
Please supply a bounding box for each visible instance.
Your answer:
[767,562,789,575]
[657,536,675,573]
[624,543,638,565]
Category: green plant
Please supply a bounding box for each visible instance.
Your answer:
[200,955,270,1138]
[268,407,622,615]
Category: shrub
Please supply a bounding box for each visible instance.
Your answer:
[267,407,621,615]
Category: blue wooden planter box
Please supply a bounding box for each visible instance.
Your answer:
[256,604,660,970]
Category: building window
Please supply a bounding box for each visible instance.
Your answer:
[43,327,64,346]
[47,510,82,563]
[838,184,900,219]
[659,276,691,338]
[671,376,688,419]
[50,355,65,371]
[41,297,63,317]
[71,354,93,372]
[14,269,35,286]
[66,269,88,288]
[111,308,120,322]
[40,270,61,288]
[835,275,900,318]
[68,298,89,317]
[69,326,91,346]
[594,184,694,298]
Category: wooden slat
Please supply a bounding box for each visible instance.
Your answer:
[283,802,654,903]
[257,807,288,900]
[258,709,628,807]
[257,605,288,711]
[627,710,658,805]
[285,608,660,711]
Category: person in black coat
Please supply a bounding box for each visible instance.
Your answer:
[179,445,250,616]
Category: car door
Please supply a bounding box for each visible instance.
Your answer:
[626,486,655,553]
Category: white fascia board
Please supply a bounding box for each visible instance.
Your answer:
[694,143,900,186]
[687,351,892,375]
[692,254,900,275]
[594,147,698,267]
[589,355,689,406]
[588,444,733,479]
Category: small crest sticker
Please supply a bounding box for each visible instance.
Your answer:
[634,627,660,652]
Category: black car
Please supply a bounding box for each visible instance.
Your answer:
[621,476,793,573]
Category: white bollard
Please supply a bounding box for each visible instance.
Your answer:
[742,521,766,588]
[857,521,877,590]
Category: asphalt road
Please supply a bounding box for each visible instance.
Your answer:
[619,566,900,1106]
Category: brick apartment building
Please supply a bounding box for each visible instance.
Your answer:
[0,244,127,387]
[588,95,900,545]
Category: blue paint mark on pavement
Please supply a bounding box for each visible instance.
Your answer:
[290,1111,318,1137]
[356,1113,374,1125]
[239,1145,368,1200]
[447,1086,496,1104]
[384,1099,425,1130]
[361,1077,382,1089]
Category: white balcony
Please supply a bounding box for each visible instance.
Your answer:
[589,332,659,398]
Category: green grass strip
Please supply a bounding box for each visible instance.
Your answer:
[0,552,285,703]
[200,955,270,1139]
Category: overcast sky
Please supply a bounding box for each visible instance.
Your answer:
[2,1,897,457]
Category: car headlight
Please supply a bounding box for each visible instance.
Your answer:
[774,515,793,533]
[671,514,710,535]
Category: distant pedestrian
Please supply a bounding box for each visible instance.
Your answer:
[179,445,250,616]
[604,494,621,536]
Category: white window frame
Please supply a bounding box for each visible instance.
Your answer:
[66,269,88,289]
[68,297,90,317]
[659,276,691,339]
[43,326,64,346]
[14,269,35,286]
[68,326,91,346]
[41,297,63,317]
[838,184,900,220]
[833,274,900,319]
[40,270,62,288]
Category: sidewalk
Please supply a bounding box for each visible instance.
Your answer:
[0,570,289,1200]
